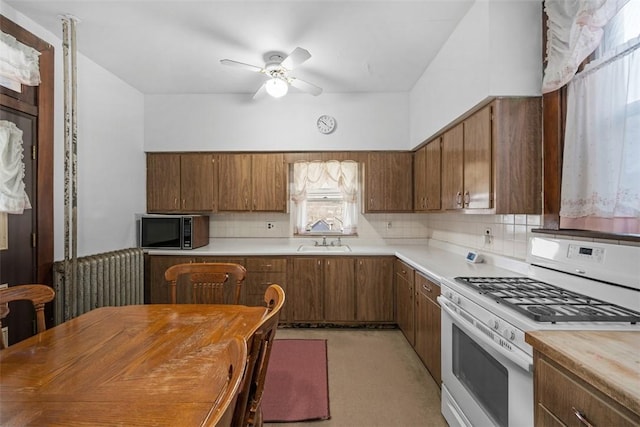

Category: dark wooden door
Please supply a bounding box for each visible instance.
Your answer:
[0,107,37,343]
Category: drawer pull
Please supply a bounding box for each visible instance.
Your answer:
[572,407,594,427]
[422,284,432,292]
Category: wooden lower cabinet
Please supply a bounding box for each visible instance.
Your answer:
[414,273,441,386]
[145,255,245,304]
[533,353,639,427]
[244,257,288,320]
[324,257,356,322]
[146,255,394,324]
[290,258,325,321]
[356,257,394,322]
[395,259,415,345]
[289,256,394,324]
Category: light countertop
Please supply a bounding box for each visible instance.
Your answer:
[146,238,530,283]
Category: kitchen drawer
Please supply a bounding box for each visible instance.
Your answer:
[536,356,638,427]
[246,258,287,272]
[415,272,440,302]
[395,259,414,284]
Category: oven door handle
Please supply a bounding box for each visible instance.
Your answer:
[440,299,533,373]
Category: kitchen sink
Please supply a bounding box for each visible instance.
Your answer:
[297,244,352,253]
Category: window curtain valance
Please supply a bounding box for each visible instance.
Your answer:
[0,31,41,86]
[291,160,358,202]
[542,0,628,93]
[291,160,358,235]
[0,120,32,214]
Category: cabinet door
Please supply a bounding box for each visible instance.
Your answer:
[395,259,415,345]
[463,105,492,209]
[324,257,356,321]
[365,153,386,211]
[425,138,442,210]
[415,273,441,385]
[252,153,286,212]
[365,152,413,212]
[180,153,216,211]
[356,257,394,322]
[245,258,287,308]
[147,153,181,212]
[291,258,324,321]
[146,255,196,304]
[442,124,464,210]
[218,154,251,211]
[413,146,427,211]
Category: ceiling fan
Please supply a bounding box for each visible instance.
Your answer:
[220,47,323,99]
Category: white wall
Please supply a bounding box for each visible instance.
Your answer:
[144,92,408,151]
[409,0,541,147]
[1,1,146,259]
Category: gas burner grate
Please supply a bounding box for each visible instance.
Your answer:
[455,277,640,323]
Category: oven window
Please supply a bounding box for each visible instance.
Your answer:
[452,324,508,427]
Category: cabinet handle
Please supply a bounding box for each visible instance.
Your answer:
[182,199,186,208]
[464,191,470,207]
[456,192,463,207]
[174,198,178,208]
[572,408,594,427]
[423,284,432,293]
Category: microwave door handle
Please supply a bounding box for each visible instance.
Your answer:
[439,298,533,373]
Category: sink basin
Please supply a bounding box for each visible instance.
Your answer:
[297,244,352,253]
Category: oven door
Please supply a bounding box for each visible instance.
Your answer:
[439,299,534,427]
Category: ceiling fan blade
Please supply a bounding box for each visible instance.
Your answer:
[289,77,323,96]
[281,47,311,70]
[253,82,267,99]
[220,59,264,73]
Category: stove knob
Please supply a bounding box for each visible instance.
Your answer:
[503,328,516,341]
[489,318,500,330]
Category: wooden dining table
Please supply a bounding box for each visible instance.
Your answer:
[0,304,268,426]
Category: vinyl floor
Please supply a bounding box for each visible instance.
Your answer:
[263,328,447,427]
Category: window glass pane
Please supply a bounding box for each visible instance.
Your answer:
[598,0,640,56]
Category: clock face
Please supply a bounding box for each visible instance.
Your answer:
[317,115,336,134]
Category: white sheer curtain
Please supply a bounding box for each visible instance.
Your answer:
[543,0,628,93]
[560,35,640,233]
[0,31,41,86]
[291,160,358,234]
[0,120,32,214]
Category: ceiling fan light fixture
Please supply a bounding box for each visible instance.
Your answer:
[265,77,288,98]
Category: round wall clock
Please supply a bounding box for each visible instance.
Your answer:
[316,115,336,134]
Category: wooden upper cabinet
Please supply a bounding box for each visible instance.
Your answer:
[146,153,215,213]
[180,153,216,211]
[440,97,541,214]
[218,153,286,212]
[414,138,441,212]
[365,152,413,212]
[442,123,464,210]
[252,153,286,212]
[463,105,492,209]
[218,153,251,211]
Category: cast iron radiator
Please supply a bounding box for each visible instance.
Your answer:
[52,248,144,325]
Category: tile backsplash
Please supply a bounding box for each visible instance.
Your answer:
[208,211,635,260]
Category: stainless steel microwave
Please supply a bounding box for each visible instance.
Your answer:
[137,214,209,249]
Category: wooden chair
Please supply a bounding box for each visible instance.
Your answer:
[233,284,285,427]
[164,262,246,305]
[0,284,55,349]
[205,336,248,427]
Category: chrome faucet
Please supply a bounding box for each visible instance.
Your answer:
[330,237,342,246]
[322,236,327,246]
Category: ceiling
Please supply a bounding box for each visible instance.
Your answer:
[5,0,474,95]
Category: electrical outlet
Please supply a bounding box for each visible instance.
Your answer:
[484,227,493,245]
[266,222,275,230]
[386,221,392,230]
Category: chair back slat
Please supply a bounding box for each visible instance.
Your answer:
[0,284,55,349]
[164,263,246,305]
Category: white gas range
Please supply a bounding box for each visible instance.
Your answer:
[438,237,640,427]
